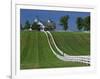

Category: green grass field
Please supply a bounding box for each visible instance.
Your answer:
[52,32,90,55]
[20,31,89,69]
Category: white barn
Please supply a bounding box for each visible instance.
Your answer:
[29,18,53,31]
[34,18,45,31]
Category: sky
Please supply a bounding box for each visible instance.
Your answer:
[20,9,90,31]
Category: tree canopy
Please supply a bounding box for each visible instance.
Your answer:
[76,17,84,31]
[76,16,90,31]
[60,15,69,31]
[24,20,30,30]
[84,16,90,31]
[31,22,41,31]
[45,20,56,31]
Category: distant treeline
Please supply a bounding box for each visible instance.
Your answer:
[21,15,90,31]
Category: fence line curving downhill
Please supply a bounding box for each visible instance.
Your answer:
[44,31,90,65]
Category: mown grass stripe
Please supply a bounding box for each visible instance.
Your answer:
[51,32,90,55]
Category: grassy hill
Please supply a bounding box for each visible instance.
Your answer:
[52,32,90,55]
[20,31,89,69]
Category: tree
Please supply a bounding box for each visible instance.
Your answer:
[76,17,84,31]
[24,20,30,30]
[20,24,24,30]
[83,16,90,31]
[60,15,69,31]
[45,20,56,31]
[31,22,40,31]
